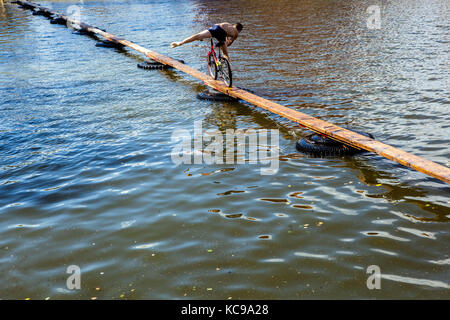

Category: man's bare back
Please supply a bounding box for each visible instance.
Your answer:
[170,22,243,61]
[216,22,240,40]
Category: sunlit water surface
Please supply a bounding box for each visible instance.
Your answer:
[0,0,449,299]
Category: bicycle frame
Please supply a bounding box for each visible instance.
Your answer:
[208,38,221,67]
[207,38,232,87]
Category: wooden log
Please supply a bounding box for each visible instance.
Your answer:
[14,0,450,184]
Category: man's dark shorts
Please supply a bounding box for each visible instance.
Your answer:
[208,25,227,46]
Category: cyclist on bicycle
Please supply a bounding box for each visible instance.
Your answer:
[170,22,243,61]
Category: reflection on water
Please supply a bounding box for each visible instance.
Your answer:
[0,0,449,299]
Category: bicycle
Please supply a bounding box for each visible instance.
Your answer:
[207,38,232,87]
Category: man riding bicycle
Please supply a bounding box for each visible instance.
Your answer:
[170,22,243,61]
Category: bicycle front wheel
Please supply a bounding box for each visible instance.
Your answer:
[207,54,218,80]
[219,57,232,87]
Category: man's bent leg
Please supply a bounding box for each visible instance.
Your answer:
[171,30,211,48]
[221,43,230,61]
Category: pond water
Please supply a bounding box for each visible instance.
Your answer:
[0,0,449,299]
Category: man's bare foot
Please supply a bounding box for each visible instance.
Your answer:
[170,42,181,48]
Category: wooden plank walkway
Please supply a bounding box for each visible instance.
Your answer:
[13,0,450,184]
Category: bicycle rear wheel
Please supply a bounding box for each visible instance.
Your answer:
[219,57,232,87]
[207,54,218,80]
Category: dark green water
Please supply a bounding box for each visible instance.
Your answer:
[0,0,449,299]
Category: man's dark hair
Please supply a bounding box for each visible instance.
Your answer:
[235,23,243,31]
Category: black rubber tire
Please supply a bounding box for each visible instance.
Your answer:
[74,29,94,36]
[137,59,185,70]
[32,10,47,16]
[50,17,66,25]
[95,41,125,48]
[219,57,232,87]
[41,11,54,18]
[19,4,34,10]
[43,13,55,19]
[137,61,167,70]
[197,89,238,102]
[295,129,375,157]
[207,54,218,79]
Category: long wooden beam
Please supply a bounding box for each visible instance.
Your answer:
[13,1,450,184]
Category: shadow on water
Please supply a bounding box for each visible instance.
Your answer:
[1,0,449,300]
[342,155,450,221]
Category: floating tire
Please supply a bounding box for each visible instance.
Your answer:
[295,129,375,157]
[95,41,125,48]
[50,17,66,25]
[74,29,94,36]
[32,10,47,16]
[197,89,238,102]
[43,12,55,19]
[41,11,54,18]
[137,59,185,70]
[19,3,34,10]
[137,61,168,70]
